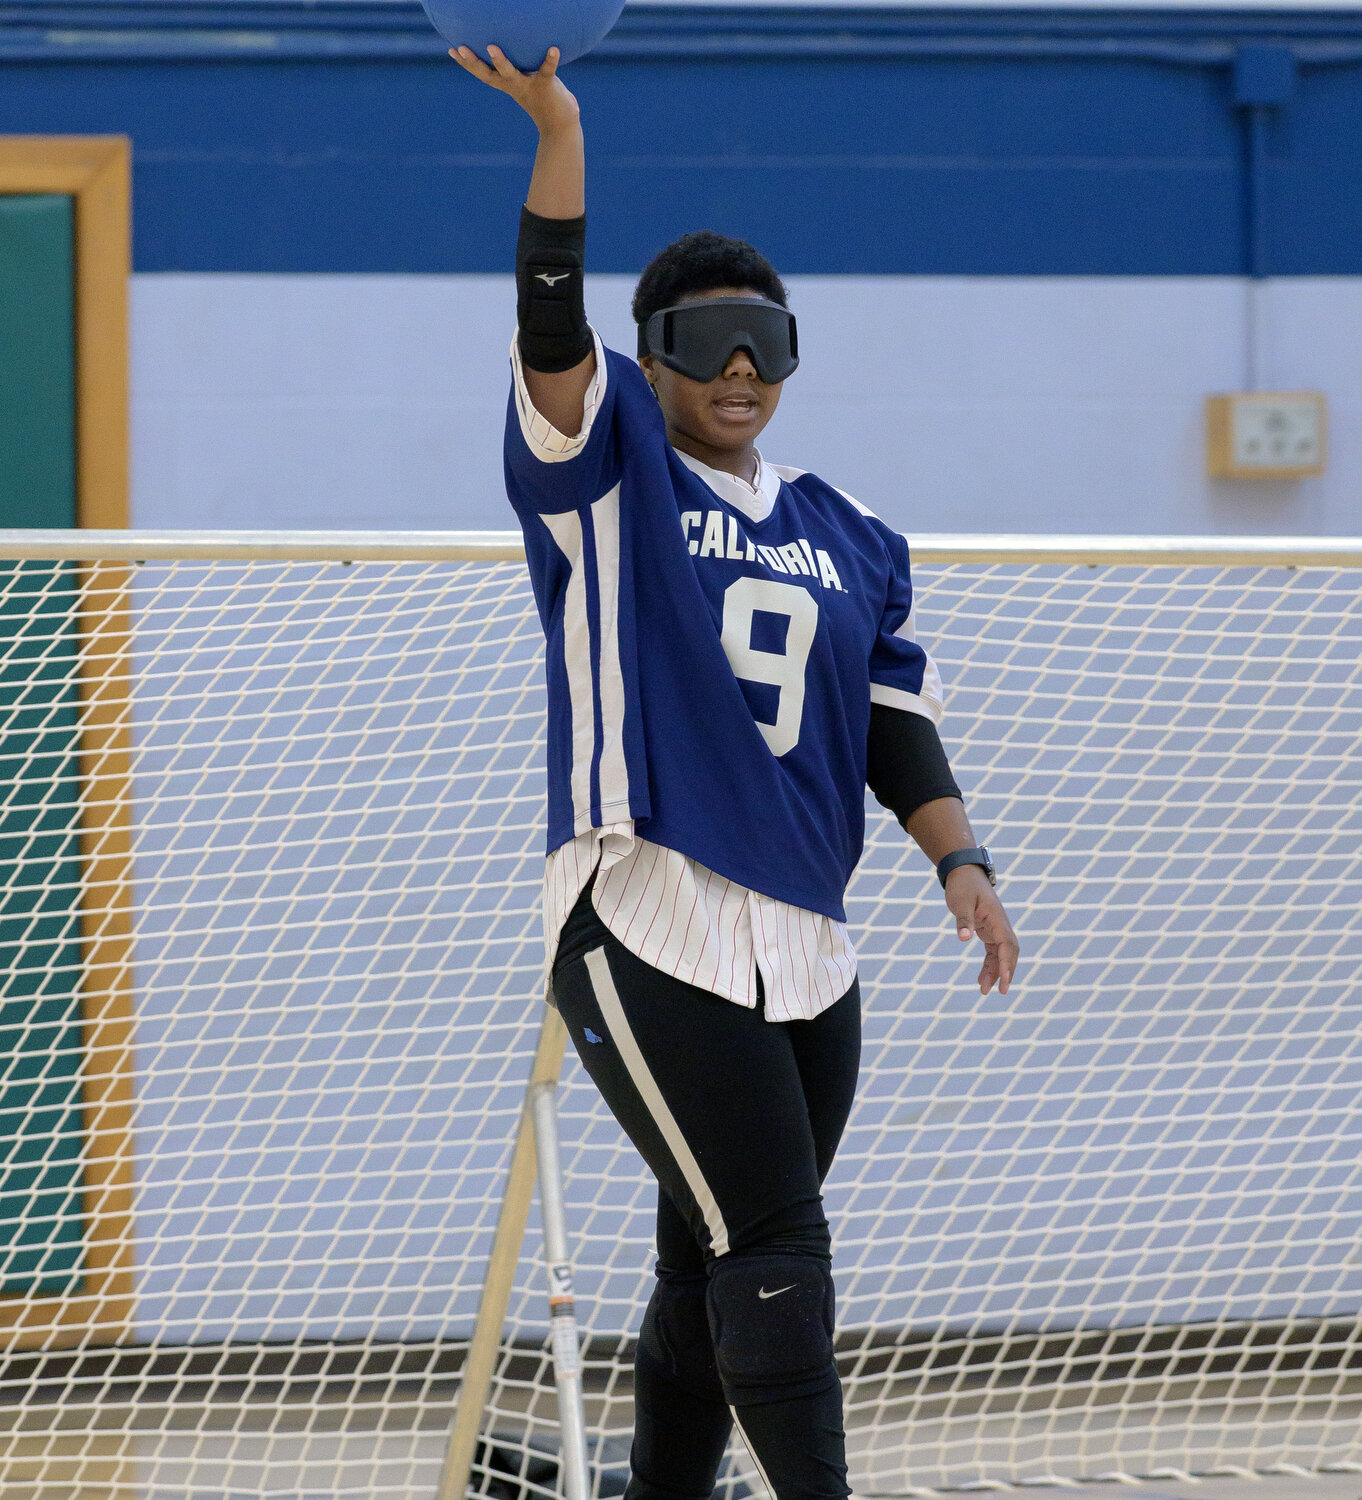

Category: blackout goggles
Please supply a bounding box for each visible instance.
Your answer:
[637,297,799,385]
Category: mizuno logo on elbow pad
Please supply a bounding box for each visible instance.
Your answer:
[536,271,570,286]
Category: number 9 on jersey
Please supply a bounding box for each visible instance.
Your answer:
[719,577,819,758]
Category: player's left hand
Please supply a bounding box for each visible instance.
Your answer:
[944,866,1019,995]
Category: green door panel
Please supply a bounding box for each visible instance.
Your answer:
[0,195,76,530]
[0,194,85,1295]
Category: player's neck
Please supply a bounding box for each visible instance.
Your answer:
[668,430,759,487]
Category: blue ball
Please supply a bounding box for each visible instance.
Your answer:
[424,0,627,71]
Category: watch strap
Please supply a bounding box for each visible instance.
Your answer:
[936,845,995,889]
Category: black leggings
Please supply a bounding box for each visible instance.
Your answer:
[552,884,861,1500]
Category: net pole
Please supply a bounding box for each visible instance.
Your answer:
[74,561,138,1343]
[436,1002,569,1500]
[529,1079,591,1500]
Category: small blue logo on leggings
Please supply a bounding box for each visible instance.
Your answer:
[584,1027,604,1044]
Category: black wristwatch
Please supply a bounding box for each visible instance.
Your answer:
[937,845,995,889]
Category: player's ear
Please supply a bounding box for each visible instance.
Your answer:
[637,354,661,399]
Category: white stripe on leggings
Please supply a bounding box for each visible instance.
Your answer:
[730,1405,777,1495]
[583,946,731,1256]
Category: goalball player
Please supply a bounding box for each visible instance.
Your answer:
[452,42,1020,1500]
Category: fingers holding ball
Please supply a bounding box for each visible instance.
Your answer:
[424,0,627,70]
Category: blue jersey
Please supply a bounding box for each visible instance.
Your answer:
[505,337,943,923]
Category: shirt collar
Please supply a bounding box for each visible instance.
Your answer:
[676,448,781,524]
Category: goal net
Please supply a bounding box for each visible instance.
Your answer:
[0,533,1359,1499]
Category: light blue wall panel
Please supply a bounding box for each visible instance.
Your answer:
[131,273,1362,537]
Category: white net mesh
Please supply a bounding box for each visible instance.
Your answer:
[0,542,1359,1498]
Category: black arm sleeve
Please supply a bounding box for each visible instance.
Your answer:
[866,703,962,827]
[516,205,592,374]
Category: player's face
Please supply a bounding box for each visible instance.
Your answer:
[640,286,784,456]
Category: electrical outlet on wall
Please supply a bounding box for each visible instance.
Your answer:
[1206,391,1327,479]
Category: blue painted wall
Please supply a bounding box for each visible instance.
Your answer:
[1,4,1360,274]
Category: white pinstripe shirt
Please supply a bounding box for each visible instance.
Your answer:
[515,334,858,1021]
[546,824,858,1022]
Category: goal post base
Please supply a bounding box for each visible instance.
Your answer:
[437,1003,568,1500]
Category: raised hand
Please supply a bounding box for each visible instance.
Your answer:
[449,44,581,136]
[450,38,590,426]
[449,42,583,221]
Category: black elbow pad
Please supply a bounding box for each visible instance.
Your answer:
[866,704,962,826]
[516,206,592,374]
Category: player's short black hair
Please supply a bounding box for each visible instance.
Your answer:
[632,231,789,328]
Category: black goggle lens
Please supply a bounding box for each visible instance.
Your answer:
[639,298,799,385]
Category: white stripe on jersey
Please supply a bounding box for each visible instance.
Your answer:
[589,486,631,821]
[893,604,945,720]
[545,827,857,1024]
[541,491,633,834]
[517,335,632,832]
[540,509,594,830]
[870,681,941,719]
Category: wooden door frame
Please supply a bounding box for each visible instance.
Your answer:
[0,136,133,1347]
[0,135,129,530]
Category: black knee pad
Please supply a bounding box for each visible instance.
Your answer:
[706,1251,837,1404]
[637,1269,723,1402]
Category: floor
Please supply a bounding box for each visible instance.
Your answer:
[1,1396,1361,1499]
